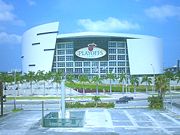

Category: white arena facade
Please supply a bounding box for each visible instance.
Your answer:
[22,22,163,76]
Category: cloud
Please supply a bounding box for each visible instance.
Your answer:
[0,0,25,25]
[27,0,36,6]
[0,32,21,45]
[145,5,180,20]
[78,17,140,32]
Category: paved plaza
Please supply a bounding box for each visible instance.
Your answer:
[0,108,180,135]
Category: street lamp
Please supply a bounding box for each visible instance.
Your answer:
[150,64,155,93]
[13,70,17,110]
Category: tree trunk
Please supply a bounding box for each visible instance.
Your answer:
[110,79,112,94]
[43,81,45,96]
[30,82,33,95]
[134,84,136,93]
[122,82,124,93]
[96,84,98,95]
[56,83,58,96]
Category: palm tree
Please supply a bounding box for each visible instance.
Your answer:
[66,74,75,96]
[14,72,24,96]
[106,71,116,94]
[155,74,169,98]
[175,71,180,86]
[24,71,36,95]
[92,96,101,107]
[130,76,139,93]
[118,73,126,93]
[0,72,13,84]
[52,71,63,96]
[91,75,102,95]
[164,71,174,90]
[141,75,152,93]
[78,74,89,94]
[0,72,13,95]
[36,70,46,96]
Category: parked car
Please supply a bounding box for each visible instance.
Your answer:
[123,96,134,101]
[115,96,134,104]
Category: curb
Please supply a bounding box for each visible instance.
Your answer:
[115,106,148,109]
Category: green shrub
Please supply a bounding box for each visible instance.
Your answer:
[148,96,163,109]
[65,102,114,108]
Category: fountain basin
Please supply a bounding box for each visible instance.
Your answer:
[43,111,85,128]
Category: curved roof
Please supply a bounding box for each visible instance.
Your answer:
[57,32,159,39]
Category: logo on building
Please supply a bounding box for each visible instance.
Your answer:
[75,43,106,59]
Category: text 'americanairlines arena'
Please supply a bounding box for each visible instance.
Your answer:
[22,22,163,76]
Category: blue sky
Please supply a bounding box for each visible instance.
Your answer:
[0,0,179,72]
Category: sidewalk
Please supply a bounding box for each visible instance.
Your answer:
[0,108,180,135]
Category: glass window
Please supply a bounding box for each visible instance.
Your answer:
[58,56,65,61]
[58,68,65,72]
[66,43,73,48]
[52,63,56,67]
[75,62,82,67]
[57,43,65,49]
[126,62,129,66]
[109,67,115,73]
[66,49,73,54]
[100,68,106,73]
[84,62,90,67]
[108,41,116,48]
[57,50,65,55]
[66,56,73,61]
[117,42,125,48]
[92,61,98,67]
[118,61,125,66]
[117,67,125,73]
[66,68,73,73]
[109,55,116,60]
[100,62,108,66]
[57,62,65,67]
[109,61,116,66]
[109,49,116,54]
[54,56,56,61]
[92,67,99,73]
[117,49,125,54]
[126,68,130,74]
[66,62,73,67]
[118,55,125,60]
[84,68,90,73]
[75,68,82,73]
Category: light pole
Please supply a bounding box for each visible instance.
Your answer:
[13,70,17,110]
[150,64,155,93]
[0,81,3,116]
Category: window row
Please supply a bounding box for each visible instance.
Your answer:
[56,49,73,55]
[54,61,129,68]
[108,41,126,48]
[109,49,126,54]
[57,56,73,61]
[56,42,73,49]
[109,55,128,60]
[53,67,128,74]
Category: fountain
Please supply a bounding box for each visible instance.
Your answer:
[42,80,85,127]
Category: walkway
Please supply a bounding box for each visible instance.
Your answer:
[0,108,180,135]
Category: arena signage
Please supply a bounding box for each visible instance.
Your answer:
[75,43,106,59]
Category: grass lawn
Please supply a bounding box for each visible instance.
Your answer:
[7,95,110,100]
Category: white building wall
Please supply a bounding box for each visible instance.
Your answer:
[22,22,59,73]
[127,37,163,75]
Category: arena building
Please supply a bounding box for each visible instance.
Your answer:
[22,22,163,76]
